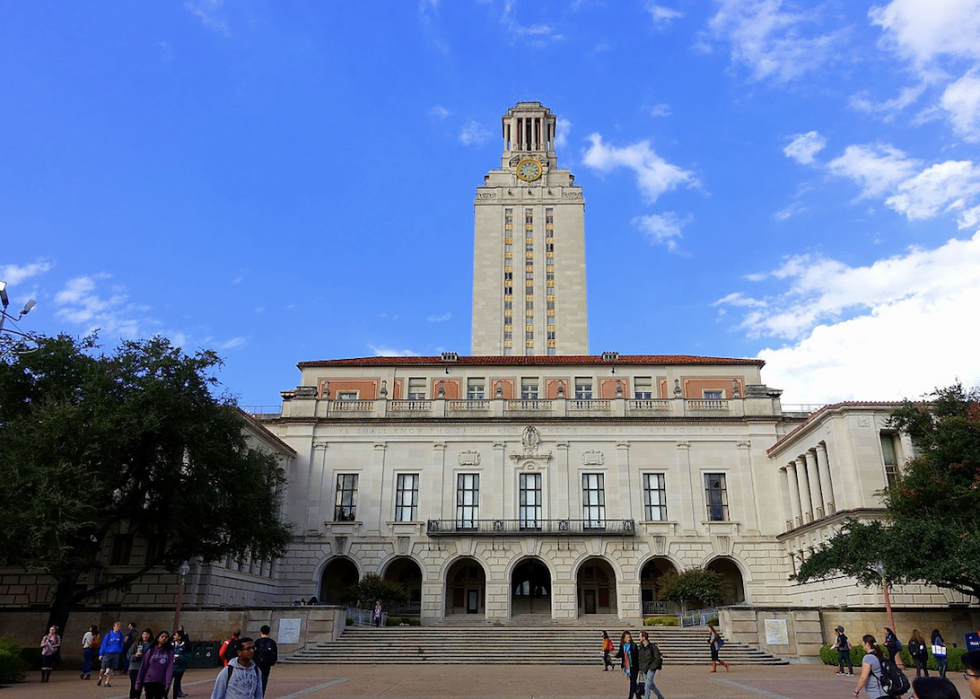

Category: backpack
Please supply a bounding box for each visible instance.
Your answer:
[875,657,911,697]
[255,637,278,666]
[650,643,663,671]
[717,637,725,648]
[220,637,241,663]
[88,634,101,650]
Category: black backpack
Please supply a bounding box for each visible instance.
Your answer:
[255,637,278,666]
[875,657,911,697]
[650,643,663,671]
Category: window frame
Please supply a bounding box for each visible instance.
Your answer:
[643,473,668,521]
[519,472,542,530]
[394,473,420,522]
[334,473,358,521]
[455,473,480,529]
[582,473,606,529]
[704,473,729,522]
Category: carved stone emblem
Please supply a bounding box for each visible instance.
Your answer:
[582,450,605,466]
[458,451,481,466]
[522,425,541,452]
[856,416,872,428]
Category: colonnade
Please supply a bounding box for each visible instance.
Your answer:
[779,442,835,529]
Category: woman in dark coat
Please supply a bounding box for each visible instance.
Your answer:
[883,627,903,665]
[616,630,641,699]
[908,629,929,678]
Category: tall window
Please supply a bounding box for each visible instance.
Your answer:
[880,433,900,488]
[643,473,667,521]
[407,378,426,400]
[574,377,593,399]
[467,378,485,400]
[456,474,480,528]
[704,473,729,522]
[582,473,605,528]
[519,473,542,529]
[334,474,358,521]
[395,474,419,522]
[521,378,539,399]
[703,390,724,400]
[634,377,653,400]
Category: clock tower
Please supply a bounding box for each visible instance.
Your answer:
[471,102,588,356]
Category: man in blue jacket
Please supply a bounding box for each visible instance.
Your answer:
[97,621,125,687]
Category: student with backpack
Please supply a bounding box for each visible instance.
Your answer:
[209,637,262,699]
[637,631,665,699]
[854,633,911,698]
[834,626,855,676]
[219,628,242,668]
[254,625,278,696]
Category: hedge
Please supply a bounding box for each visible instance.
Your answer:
[0,637,26,683]
[386,616,421,626]
[819,644,969,672]
[644,616,680,627]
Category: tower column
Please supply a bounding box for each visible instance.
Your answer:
[805,449,824,520]
[796,455,813,523]
[816,443,835,515]
[785,462,803,527]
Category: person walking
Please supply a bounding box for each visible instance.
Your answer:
[254,625,278,696]
[373,600,383,627]
[854,634,890,699]
[637,631,666,699]
[81,624,100,680]
[172,631,191,698]
[909,629,929,678]
[962,650,980,699]
[208,636,263,699]
[883,627,903,666]
[128,628,154,698]
[135,630,175,699]
[616,630,640,699]
[835,626,855,676]
[219,628,242,668]
[707,624,729,673]
[601,631,615,671]
[931,629,948,679]
[39,625,61,683]
[98,621,126,687]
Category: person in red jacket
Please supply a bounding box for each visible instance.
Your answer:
[218,628,241,668]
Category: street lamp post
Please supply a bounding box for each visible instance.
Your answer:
[173,561,191,633]
[0,280,37,341]
[874,561,903,666]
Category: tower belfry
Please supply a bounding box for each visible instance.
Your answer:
[471,102,588,356]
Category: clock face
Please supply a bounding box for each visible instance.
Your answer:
[516,159,542,182]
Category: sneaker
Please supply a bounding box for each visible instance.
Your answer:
[836,672,844,675]
[96,677,102,687]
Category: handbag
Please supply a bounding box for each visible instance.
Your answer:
[636,671,646,684]
[931,644,947,657]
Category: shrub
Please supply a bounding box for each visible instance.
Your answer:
[707,617,719,627]
[644,616,679,627]
[0,637,26,683]
[387,616,401,626]
[818,645,968,672]
[345,618,354,627]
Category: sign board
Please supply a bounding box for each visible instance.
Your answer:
[967,632,980,652]
[764,619,789,646]
[278,618,302,645]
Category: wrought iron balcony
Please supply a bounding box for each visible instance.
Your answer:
[426,518,636,537]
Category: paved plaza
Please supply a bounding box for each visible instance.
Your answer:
[4,663,974,699]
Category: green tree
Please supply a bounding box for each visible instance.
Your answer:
[657,567,725,611]
[343,573,408,608]
[795,383,980,603]
[0,334,293,632]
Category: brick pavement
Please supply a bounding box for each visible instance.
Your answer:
[5,663,974,699]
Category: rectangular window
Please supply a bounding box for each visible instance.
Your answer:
[467,378,485,400]
[334,474,358,521]
[407,378,426,400]
[521,378,539,399]
[704,473,729,522]
[395,474,419,522]
[881,433,900,488]
[574,377,593,399]
[643,473,667,521]
[634,377,653,400]
[582,473,606,528]
[337,391,358,401]
[456,474,480,529]
[519,473,542,529]
[703,390,724,399]
[110,533,134,566]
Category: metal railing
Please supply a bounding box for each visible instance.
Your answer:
[642,601,671,615]
[426,518,636,537]
[678,607,718,627]
[347,606,387,627]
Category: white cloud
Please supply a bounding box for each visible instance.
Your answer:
[219,336,248,350]
[53,274,146,338]
[459,120,490,146]
[650,103,672,117]
[631,212,691,252]
[429,105,450,120]
[554,117,571,149]
[649,4,683,24]
[582,134,697,203]
[885,160,980,220]
[184,0,229,36]
[783,131,826,165]
[0,260,52,285]
[958,203,980,230]
[773,201,807,220]
[706,0,845,83]
[940,69,980,141]
[368,344,420,357]
[500,1,564,44]
[849,83,927,118]
[869,0,980,65]
[427,312,452,323]
[826,144,920,199]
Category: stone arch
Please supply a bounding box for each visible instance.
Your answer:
[318,556,360,605]
[444,556,487,616]
[510,556,553,617]
[638,556,681,616]
[380,556,423,617]
[704,555,748,605]
[574,556,619,617]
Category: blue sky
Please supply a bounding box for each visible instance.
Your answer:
[2,0,979,407]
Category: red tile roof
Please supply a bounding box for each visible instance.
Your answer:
[767,401,906,454]
[297,354,765,369]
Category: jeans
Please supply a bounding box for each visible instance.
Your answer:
[643,669,666,699]
[913,656,929,677]
[937,656,948,678]
[173,670,185,697]
[838,648,853,673]
[258,663,272,695]
[83,648,96,675]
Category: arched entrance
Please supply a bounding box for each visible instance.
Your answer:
[577,557,617,616]
[445,557,486,616]
[383,558,423,617]
[706,557,746,605]
[511,558,551,617]
[319,557,359,605]
[639,557,679,616]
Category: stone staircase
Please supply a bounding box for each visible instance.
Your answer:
[283,622,787,665]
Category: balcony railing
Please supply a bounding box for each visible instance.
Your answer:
[505,399,554,411]
[426,518,636,537]
[628,399,671,411]
[331,400,375,412]
[568,399,611,411]
[447,399,490,411]
[389,399,432,412]
[685,399,729,411]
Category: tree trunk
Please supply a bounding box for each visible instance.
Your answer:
[46,571,80,635]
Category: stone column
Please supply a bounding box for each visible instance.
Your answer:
[555,442,570,520]
[816,443,835,515]
[805,450,824,520]
[309,443,328,533]
[677,442,697,535]
[785,462,803,527]
[373,443,388,536]
[494,442,508,519]
[617,441,633,520]
[433,442,447,520]
[779,467,793,530]
[796,456,813,523]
